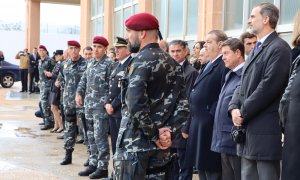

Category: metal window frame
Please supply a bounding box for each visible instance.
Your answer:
[113,0,138,38]
[224,0,293,38]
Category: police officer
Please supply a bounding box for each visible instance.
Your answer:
[113,13,190,179]
[76,36,112,179]
[38,45,56,130]
[104,37,132,155]
[56,40,87,165]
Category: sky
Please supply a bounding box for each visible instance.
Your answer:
[0,0,80,25]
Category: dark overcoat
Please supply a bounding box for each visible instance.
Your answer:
[281,55,300,180]
[184,55,228,171]
[228,31,291,160]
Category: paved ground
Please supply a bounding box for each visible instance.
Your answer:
[0,82,199,180]
[0,82,101,180]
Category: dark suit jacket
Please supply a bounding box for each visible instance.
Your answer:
[211,67,243,156]
[184,55,228,171]
[105,56,133,118]
[29,53,40,73]
[228,31,291,160]
[172,60,198,149]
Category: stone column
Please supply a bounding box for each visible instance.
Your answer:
[197,0,223,40]
[25,0,40,51]
[80,0,92,48]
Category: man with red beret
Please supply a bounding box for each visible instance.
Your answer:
[56,40,88,165]
[76,36,112,179]
[38,45,56,130]
[113,13,189,179]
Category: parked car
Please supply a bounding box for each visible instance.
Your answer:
[0,60,20,88]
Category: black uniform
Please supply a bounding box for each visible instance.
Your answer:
[105,56,133,155]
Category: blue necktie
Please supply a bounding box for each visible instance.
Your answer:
[203,61,212,72]
[253,41,262,55]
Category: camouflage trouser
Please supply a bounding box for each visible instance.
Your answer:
[64,117,77,150]
[40,82,53,125]
[113,149,170,180]
[85,108,110,169]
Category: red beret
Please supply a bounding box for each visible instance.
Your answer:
[39,45,47,51]
[67,40,81,48]
[93,36,109,47]
[125,13,159,31]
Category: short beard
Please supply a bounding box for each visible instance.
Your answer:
[128,41,141,53]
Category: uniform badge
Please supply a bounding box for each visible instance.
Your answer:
[64,63,68,69]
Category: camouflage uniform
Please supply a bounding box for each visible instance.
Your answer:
[38,56,56,127]
[77,54,112,170]
[57,56,87,150]
[113,43,190,179]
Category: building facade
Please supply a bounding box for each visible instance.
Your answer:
[26,0,299,50]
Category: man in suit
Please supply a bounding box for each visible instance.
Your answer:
[211,38,245,180]
[104,37,132,156]
[185,30,228,180]
[228,3,291,180]
[239,32,257,60]
[168,40,198,179]
[29,47,40,93]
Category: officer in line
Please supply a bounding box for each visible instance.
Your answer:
[113,13,190,179]
[56,40,88,165]
[104,37,133,156]
[76,36,112,179]
[38,45,56,130]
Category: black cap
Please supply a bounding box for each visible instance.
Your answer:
[54,50,63,55]
[113,37,127,47]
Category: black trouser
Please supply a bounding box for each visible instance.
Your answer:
[29,68,39,92]
[20,69,28,91]
[108,116,122,155]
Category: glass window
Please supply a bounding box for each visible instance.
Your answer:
[92,17,103,37]
[115,0,122,8]
[124,0,131,4]
[92,0,104,16]
[113,0,138,38]
[153,0,166,37]
[133,4,138,14]
[280,1,300,24]
[91,0,104,38]
[123,7,131,36]
[187,0,198,35]
[92,0,97,16]
[249,0,273,10]
[168,0,183,37]
[114,11,123,37]
[224,0,243,30]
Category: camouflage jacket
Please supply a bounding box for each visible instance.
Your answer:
[116,43,189,153]
[57,56,87,110]
[38,56,56,84]
[77,55,112,110]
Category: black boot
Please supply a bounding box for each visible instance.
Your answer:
[83,159,89,166]
[78,165,97,176]
[60,148,73,165]
[89,169,108,179]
